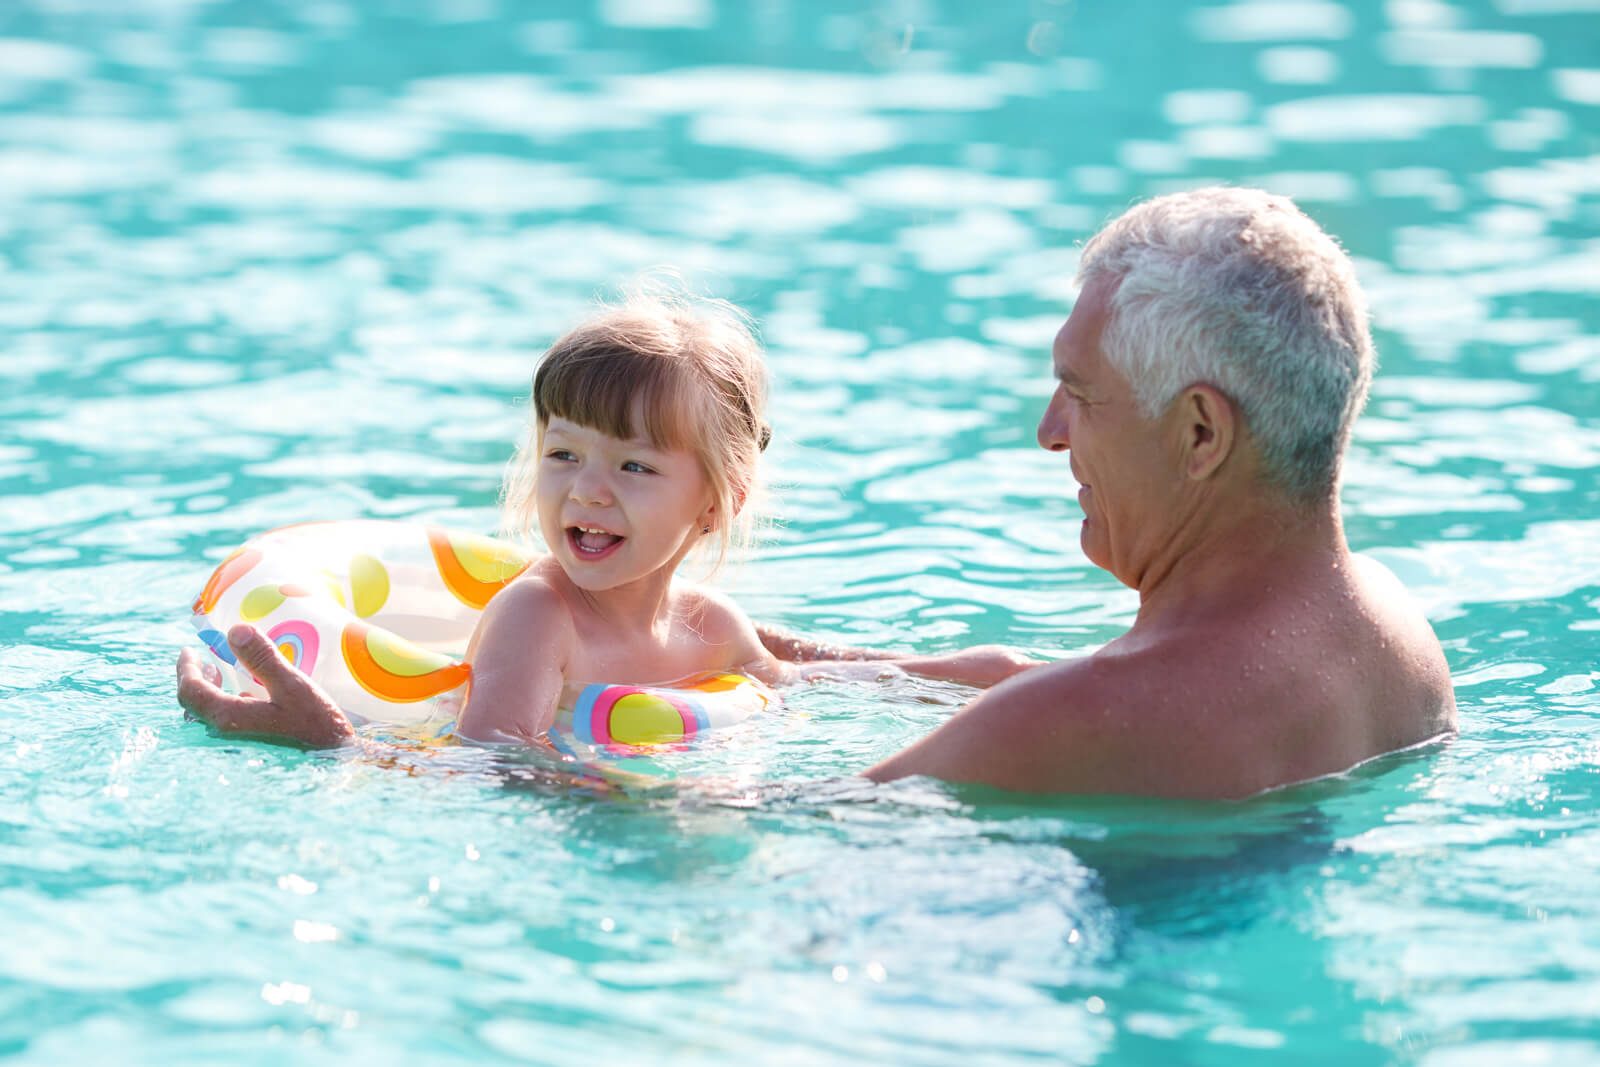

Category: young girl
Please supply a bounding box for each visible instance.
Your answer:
[177,292,1036,751]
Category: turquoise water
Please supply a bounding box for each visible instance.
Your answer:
[3,0,1598,1062]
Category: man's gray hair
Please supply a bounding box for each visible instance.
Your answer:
[1078,187,1374,501]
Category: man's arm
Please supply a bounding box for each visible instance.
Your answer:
[755,622,1043,688]
[754,622,898,663]
[863,654,1171,795]
[864,642,1307,799]
[863,664,1068,789]
[177,625,356,749]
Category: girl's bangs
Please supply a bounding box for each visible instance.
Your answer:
[535,349,700,451]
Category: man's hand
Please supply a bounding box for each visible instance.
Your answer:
[176,624,355,749]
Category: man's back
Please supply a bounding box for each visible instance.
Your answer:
[866,545,1456,799]
[1097,546,1454,797]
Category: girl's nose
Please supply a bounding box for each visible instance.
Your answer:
[570,470,611,506]
[1037,395,1070,452]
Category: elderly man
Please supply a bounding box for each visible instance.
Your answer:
[778,186,1456,797]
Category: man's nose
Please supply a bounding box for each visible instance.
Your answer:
[1037,397,1070,452]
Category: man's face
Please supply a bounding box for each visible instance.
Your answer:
[1036,275,1181,587]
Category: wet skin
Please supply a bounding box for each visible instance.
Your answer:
[861,275,1458,798]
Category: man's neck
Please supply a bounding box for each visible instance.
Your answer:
[1132,490,1347,630]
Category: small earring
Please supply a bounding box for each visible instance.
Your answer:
[701,524,711,535]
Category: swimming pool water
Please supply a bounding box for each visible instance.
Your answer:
[3,0,1598,1062]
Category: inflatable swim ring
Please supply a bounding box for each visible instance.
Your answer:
[189,520,777,753]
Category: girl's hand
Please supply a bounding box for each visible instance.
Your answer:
[176,624,356,749]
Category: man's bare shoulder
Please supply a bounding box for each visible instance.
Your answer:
[865,645,1202,796]
[1346,552,1458,732]
[1349,551,1444,642]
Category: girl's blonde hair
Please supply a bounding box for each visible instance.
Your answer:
[501,289,771,574]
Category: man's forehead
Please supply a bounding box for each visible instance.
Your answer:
[1050,311,1090,379]
[1049,320,1076,379]
[1051,276,1114,374]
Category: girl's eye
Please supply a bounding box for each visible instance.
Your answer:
[621,460,654,474]
[545,449,576,462]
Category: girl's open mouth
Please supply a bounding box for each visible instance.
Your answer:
[568,525,624,560]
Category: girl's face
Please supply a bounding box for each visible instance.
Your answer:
[535,412,714,594]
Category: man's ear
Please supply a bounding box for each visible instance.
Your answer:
[1176,384,1237,481]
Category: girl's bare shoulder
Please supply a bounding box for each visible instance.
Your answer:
[474,561,579,647]
[674,582,761,648]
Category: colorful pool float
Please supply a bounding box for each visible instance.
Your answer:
[189,520,776,752]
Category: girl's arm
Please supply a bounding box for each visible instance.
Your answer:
[754,621,1043,688]
[454,578,575,746]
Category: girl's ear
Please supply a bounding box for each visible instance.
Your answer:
[1176,384,1237,481]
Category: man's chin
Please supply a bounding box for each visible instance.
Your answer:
[1079,525,1105,566]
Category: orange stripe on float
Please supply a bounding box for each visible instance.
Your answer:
[426,527,529,610]
[192,547,262,614]
[340,621,470,704]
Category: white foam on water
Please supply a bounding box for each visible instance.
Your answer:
[1380,30,1544,68]
[1265,93,1485,140]
[598,0,713,29]
[1190,0,1353,42]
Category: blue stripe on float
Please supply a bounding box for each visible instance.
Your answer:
[196,626,238,666]
[680,694,712,733]
[571,684,603,745]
